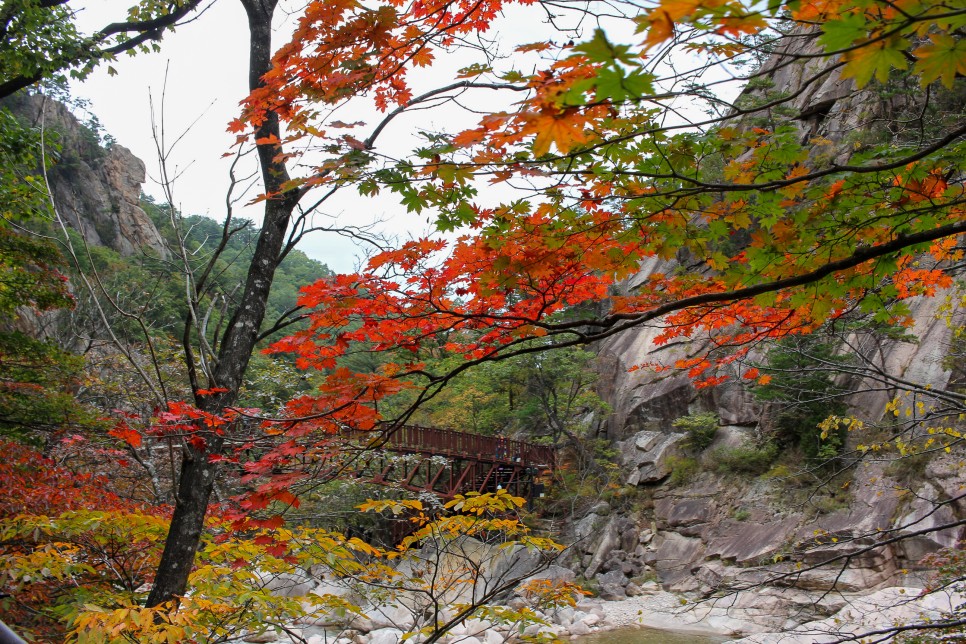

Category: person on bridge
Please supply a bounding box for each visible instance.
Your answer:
[495,434,508,460]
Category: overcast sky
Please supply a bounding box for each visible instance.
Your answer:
[68,1,581,273]
[68,1,731,274]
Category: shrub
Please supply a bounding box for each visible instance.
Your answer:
[753,334,851,462]
[666,455,701,486]
[673,412,719,453]
[884,451,932,484]
[709,442,778,475]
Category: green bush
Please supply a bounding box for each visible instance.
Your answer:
[753,334,851,462]
[884,451,932,484]
[666,455,701,486]
[709,442,778,475]
[673,412,719,453]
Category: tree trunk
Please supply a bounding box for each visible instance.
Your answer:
[144,438,223,606]
[146,0,299,607]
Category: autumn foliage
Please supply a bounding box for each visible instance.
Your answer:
[2,0,966,639]
[229,0,966,514]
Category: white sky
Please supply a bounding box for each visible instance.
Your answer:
[69,1,736,274]
[68,1,590,273]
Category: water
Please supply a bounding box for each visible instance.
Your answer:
[576,626,732,643]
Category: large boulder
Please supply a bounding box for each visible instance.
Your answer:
[706,517,799,565]
[647,532,706,588]
[621,431,687,485]
[583,516,623,577]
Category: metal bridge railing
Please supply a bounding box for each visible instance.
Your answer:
[354,424,556,468]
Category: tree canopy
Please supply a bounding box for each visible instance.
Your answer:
[257,0,966,424]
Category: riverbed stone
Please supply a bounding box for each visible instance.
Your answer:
[368,628,403,644]
[366,603,415,631]
[483,631,505,644]
[624,581,644,596]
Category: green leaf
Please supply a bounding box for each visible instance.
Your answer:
[400,190,427,213]
[913,34,966,89]
[843,40,909,87]
[818,13,867,52]
[573,29,633,65]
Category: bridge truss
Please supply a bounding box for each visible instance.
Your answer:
[326,425,556,502]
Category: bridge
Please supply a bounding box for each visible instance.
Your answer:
[330,425,556,502]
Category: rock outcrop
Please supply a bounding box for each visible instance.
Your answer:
[5,93,167,258]
[576,32,966,606]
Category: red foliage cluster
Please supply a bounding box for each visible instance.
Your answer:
[0,441,163,519]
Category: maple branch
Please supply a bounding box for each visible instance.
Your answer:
[593,221,966,329]
[0,0,209,100]
[363,80,526,151]
[367,219,966,416]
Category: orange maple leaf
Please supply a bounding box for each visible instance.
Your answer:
[525,107,590,156]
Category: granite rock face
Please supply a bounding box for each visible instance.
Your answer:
[7,94,166,258]
[574,31,966,602]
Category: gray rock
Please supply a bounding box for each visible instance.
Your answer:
[616,518,639,552]
[706,517,799,565]
[506,596,528,610]
[588,500,612,515]
[574,513,601,551]
[650,532,706,586]
[926,454,966,513]
[483,631,506,644]
[655,497,714,528]
[9,95,167,259]
[634,431,662,453]
[893,482,963,561]
[368,628,403,644]
[601,556,624,573]
[366,603,415,631]
[626,432,687,485]
[262,571,316,598]
[516,565,577,596]
[348,615,374,632]
[597,569,628,587]
[598,583,627,600]
[584,516,622,577]
[569,619,592,636]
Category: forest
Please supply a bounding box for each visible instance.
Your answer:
[1,0,965,642]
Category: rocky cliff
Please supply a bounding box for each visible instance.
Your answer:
[573,33,966,616]
[6,93,167,258]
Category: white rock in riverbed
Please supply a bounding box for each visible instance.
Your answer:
[368,627,404,644]
[733,586,966,643]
